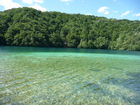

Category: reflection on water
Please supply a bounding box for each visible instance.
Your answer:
[0,47,140,105]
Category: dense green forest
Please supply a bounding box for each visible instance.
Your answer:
[0,7,140,51]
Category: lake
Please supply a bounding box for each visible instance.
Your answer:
[0,47,140,105]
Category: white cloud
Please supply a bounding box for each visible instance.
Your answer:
[60,0,73,2]
[34,0,43,3]
[22,0,33,4]
[21,0,43,4]
[121,11,131,17]
[134,13,140,17]
[0,0,21,10]
[30,4,47,11]
[97,6,110,15]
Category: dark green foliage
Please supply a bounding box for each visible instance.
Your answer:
[0,7,140,51]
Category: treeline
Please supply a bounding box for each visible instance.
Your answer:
[0,7,140,51]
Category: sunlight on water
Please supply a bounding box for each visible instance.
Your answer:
[0,47,140,105]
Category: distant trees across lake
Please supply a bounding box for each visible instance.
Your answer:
[0,7,140,51]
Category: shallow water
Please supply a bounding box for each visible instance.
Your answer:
[0,47,140,105]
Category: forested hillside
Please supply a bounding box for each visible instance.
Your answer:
[0,7,140,51]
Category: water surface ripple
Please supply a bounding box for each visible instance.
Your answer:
[0,47,140,105]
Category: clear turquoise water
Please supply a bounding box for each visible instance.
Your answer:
[0,47,140,105]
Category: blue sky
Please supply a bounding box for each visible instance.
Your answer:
[0,0,140,20]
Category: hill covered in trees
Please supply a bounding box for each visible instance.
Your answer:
[0,7,140,51]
